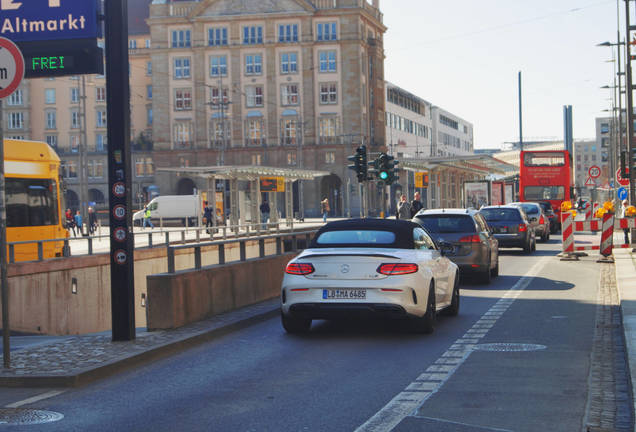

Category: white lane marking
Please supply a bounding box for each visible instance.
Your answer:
[412,416,514,432]
[5,390,67,408]
[355,256,550,432]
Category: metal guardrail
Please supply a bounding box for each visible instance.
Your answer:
[6,220,316,264]
[165,230,318,273]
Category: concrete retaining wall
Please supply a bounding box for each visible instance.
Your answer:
[146,253,295,330]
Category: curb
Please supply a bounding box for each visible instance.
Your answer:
[0,307,280,388]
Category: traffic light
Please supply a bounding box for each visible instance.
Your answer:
[375,153,399,185]
[347,145,368,182]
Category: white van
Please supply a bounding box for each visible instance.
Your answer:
[133,195,201,226]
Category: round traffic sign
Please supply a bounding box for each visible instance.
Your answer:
[113,204,126,220]
[114,249,127,265]
[113,227,127,242]
[0,37,25,99]
[617,167,630,187]
[112,182,126,198]
[588,165,601,179]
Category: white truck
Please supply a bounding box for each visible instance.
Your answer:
[133,195,201,226]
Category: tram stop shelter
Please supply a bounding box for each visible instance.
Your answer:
[157,165,330,229]
[400,155,515,209]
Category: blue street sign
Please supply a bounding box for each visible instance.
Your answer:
[0,0,100,42]
[618,187,628,201]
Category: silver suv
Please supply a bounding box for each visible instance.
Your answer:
[412,209,499,284]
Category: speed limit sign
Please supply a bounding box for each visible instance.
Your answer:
[588,165,601,179]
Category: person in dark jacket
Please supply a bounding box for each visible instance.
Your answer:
[88,207,97,235]
[410,191,423,217]
[203,202,214,233]
[260,199,271,230]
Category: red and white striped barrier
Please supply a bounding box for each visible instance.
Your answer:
[561,212,574,253]
[600,213,614,257]
[592,202,601,219]
[585,204,592,221]
[613,217,636,250]
[574,220,602,232]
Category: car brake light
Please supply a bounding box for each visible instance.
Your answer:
[539,215,545,224]
[518,223,528,232]
[459,234,480,243]
[285,263,315,275]
[377,263,418,275]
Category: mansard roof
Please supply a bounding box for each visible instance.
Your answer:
[189,0,316,19]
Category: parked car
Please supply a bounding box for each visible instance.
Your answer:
[412,208,499,284]
[479,205,536,253]
[510,202,550,242]
[280,218,460,334]
[538,201,559,234]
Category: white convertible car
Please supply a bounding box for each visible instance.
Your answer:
[280,218,460,334]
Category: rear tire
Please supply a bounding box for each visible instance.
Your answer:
[412,282,436,333]
[281,312,311,334]
[532,238,537,252]
[490,258,499,277]
[523,239,532,254]
[444,274,460,316]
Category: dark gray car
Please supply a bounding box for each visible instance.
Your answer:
[510,202,550,242]
[413,209,499,283]
[479,205,536,254]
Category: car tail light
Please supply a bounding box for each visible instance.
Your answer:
[285,263,315,275]
[518,223,528,232]
[539,215,545,224]
[377,263,418,275]
[459,235,480,243]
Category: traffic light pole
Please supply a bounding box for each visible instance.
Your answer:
[625,0,636,245]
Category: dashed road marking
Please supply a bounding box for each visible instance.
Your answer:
[354,256,550,432]
[5,390,67,409]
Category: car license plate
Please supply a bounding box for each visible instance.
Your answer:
[497,227,508,233]
[322,289,366,300]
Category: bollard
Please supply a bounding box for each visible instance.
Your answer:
[276,237,282,255]
[38,242,43,261]
[194,246,201,269]
[181,230,186,244]
[167,246,175,273]
[292,235,298,252]
[148,232,153,248]
[196,228,200,243]
[88,237,93,255]
[165,232,170,246]
[259,238,265,258]
[218,244,225,265]
[9,244,14,264]
[63,239,70,257]
[240,241,246,261]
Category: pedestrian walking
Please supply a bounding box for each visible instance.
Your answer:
[259,199,270,230]
[143,205,154,229]
[321,198,330,223]
[73,211,83,238]
[621,199,630,245]
[88,207,97,235]
[65,208,75,236]
[203,202,214,233]
[410,191,424,217]
[397,194,411,220]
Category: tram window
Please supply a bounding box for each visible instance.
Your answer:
[6,178,58,227]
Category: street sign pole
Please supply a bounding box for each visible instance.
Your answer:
[0,99,8,369]
[105,0,135,341]
[625,0,636,245]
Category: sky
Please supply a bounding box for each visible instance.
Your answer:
[381,0,622,149]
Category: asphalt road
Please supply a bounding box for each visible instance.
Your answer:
[0,239,604,431]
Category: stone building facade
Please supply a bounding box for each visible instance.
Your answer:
[147,0,387,217]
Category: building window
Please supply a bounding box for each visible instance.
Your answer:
[243,26,263,44]
[46,110,57,129]
[145,39,151,49]
[96,110,107,128]
[287,152,297,165]
[129,39,137,49]
[600,123,609,134]
[246,86,263,108]
[70,110,80,129]
[174,57,191,79]
[245,54,262,75]
[96,134,107,151]
[7,112,23,129]
[319,51,337,72]
[45,135,58,149]
[319,117,338,145]
[317,22,337,41]
[210,55,227,77]
[320,83,337,104]
[208,27,228,46]
[439,114,459,130]
[147,85,152,100]
[209,87,229,106]
[62,161,77,179]
[147,106,153,126]
[7,89,22,105]
[96,87,106,102]
[146,61,152,75]
[173,122,193,149]
[325,152,336,164]
[281,84,299,106]
[70,135,80,153]
[281,118,298,146]
[70,87,79,103]
[171,29,191,48]
[245,118,264,146]
[88,160,104,179]
[209,119,230,148]
[251,154,262,166]
[278,24,298,43]
[280,52,298,74]
[45,88,56,104]
[174,89,192,111]
[135,158,154,177]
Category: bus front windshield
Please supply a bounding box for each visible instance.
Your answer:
[6,178,59,227]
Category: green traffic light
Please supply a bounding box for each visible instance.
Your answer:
[379,171,388,180]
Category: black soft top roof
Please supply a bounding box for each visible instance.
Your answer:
[309,218,420,249]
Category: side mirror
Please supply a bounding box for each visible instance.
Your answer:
[438,241,454,256]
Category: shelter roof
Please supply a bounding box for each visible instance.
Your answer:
[157,165,330,181]
[401,155,514,175]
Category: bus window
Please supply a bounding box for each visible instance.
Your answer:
[523,152,566,167]
[523,186,565,201]
[6,178,59,227]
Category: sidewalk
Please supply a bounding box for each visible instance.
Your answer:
[0,299,280,387]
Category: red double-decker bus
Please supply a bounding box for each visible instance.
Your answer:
[519,150,572,213]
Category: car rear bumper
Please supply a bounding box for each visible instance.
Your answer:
[286,302,413,319]
[494,233,528,248]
